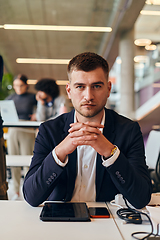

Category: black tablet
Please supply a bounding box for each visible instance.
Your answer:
[40,202,90,222]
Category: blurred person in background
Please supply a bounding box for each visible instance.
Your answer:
[0,55,8,200]
[31,78,68,121]
[6,74,37,200]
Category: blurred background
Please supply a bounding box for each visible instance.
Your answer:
[0,0,160,140]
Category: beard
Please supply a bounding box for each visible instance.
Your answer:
[74,104,105,118]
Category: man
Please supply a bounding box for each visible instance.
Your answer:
[0,55,8,200]
[23,52,152,208]
[31,78,68,121]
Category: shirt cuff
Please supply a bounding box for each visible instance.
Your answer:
[102,146,120,167]
[52,148,68,167]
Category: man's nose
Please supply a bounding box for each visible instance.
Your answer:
[84,87,94,101]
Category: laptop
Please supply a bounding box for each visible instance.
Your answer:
[40,202,90,222]
[0,100,19,122]
[0,100,42,127]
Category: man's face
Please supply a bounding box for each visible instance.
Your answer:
[66,67,111,121]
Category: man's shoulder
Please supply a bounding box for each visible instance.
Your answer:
[105,108,138,128]
[104,109,141,140]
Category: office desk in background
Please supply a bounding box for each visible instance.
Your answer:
[2,121,42,128]
[0,201,124,240]
[6,155,32,167]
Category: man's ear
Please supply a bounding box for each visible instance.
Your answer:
[66,82,71,99]
[107,81,112,98]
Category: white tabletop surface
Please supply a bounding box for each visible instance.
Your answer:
[108,203,152,240]
[3,121,42,128]
[6,155,32,167]
[0,201,123,240]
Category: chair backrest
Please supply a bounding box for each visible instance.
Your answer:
[145,130,160,169]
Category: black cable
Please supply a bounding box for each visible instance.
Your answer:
[117,208,142,224]
[116,197,157,240]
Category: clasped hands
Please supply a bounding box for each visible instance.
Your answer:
[55,121,114,163]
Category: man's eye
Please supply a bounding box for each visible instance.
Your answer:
[93,85,101,89]
[76,85,84,89]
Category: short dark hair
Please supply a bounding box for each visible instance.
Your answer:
[35,78,60,98]
[67,52,109,80]
[14,74,28,85]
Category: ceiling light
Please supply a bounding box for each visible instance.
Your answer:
[140,10,160,15]
[27,79,68,85]
[3,24,112,32]
[116,58,122,64]
[16,58,70,64]
[27,80,37,84]
[134,55,149,63]
[146,0,160,5]
[155,62,160,67]
[152,125,160,129]
[134,39,152,46]
[145,44,157,50]
[153,83,160,88]
[56,80,69,85]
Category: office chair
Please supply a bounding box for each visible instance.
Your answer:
[145,130,160,192]
[145,130,160,170]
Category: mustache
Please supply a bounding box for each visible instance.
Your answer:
[81,101,96,105]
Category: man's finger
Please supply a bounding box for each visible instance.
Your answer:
[70,121,104,129]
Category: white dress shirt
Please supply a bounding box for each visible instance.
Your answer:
[52,110,120,202]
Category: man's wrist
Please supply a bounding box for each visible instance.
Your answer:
[102,146,120,167]
[103,145,117,160]
[52,148,68,167]
[54,146,67,163]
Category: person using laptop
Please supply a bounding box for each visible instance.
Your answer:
[0,55,8,200]
[6,74,37,200]
[23,52,152,208]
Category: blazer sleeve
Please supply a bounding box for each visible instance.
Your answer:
[106,122,152,209]
[23,122,65,207]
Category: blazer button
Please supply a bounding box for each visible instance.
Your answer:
[52,172,57,177]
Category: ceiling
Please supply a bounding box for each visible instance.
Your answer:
[0,0,148,81]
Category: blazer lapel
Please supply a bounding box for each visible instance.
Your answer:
[96,108,116,199]
[62,109,75,139]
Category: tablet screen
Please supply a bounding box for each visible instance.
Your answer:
[40,202,90,222]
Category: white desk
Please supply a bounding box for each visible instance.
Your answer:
[108,203,152,240]
[0,201,123,240]
[6,155,32,167]
[3,121,42,128]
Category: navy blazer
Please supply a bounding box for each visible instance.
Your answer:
[23,108,152,208]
